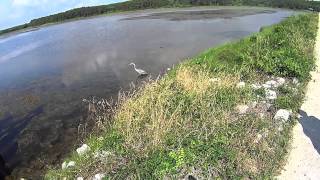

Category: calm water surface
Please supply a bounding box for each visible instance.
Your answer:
[0,7,294,177]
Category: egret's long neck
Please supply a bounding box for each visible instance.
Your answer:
[133,64,136,69]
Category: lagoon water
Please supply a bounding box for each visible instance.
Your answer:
[0,7,294,177]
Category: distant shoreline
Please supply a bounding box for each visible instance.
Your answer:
[1,0,319,37]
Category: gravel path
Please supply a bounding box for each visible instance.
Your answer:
[278,13,320,180]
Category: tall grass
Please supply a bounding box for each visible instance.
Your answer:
[45,13,319,179]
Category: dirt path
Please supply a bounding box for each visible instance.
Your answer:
[277,13,320,180]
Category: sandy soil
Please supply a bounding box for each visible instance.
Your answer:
[277,13,320,180]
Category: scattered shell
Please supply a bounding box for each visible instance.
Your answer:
[237,82,246,88]
[76,144,91,156]
[274,109,291,122]
[236,104,249,114]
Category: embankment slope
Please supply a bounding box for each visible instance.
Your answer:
[278,13,320,180]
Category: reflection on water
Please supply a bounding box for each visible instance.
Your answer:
[0,7,295,177]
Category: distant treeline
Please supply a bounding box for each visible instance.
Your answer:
[1,0,319,35]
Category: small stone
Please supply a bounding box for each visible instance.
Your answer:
[274,109,291,122]
[93,173,106,180]
[265,89,277,100]
[237,81,246,88]
[77,177,84,180]
[62,161,67,169]
[76,144,91,156]
[62,161,76,169]
[67,161,75,168]
[276,77,286,86]
[236,104,249,114]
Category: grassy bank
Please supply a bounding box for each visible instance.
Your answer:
[1,0,320,35]
[46,13,319,179]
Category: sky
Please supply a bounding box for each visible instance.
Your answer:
[0,0,125,30]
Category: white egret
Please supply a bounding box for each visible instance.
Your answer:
[129,63,148,75]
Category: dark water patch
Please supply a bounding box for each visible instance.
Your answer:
[0,106,43,177]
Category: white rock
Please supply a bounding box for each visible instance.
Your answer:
[274,109,291,122]
[254,134,263,143]
[93,173,106,180]
[62,161,67,169]
[236,104,249,114]
[251,83,262,90]
[76,144,91,156]
[62,161,75,169]
[266,103,272,110]
[265,80,279,88]
[292,78,299,85]
[236,81,246,88]
[262,83,272,89]
[67,161,75,168]
[276,77,286,86]
[265,89,277,100]
[278,124,284,132]
[77,177,84,180]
